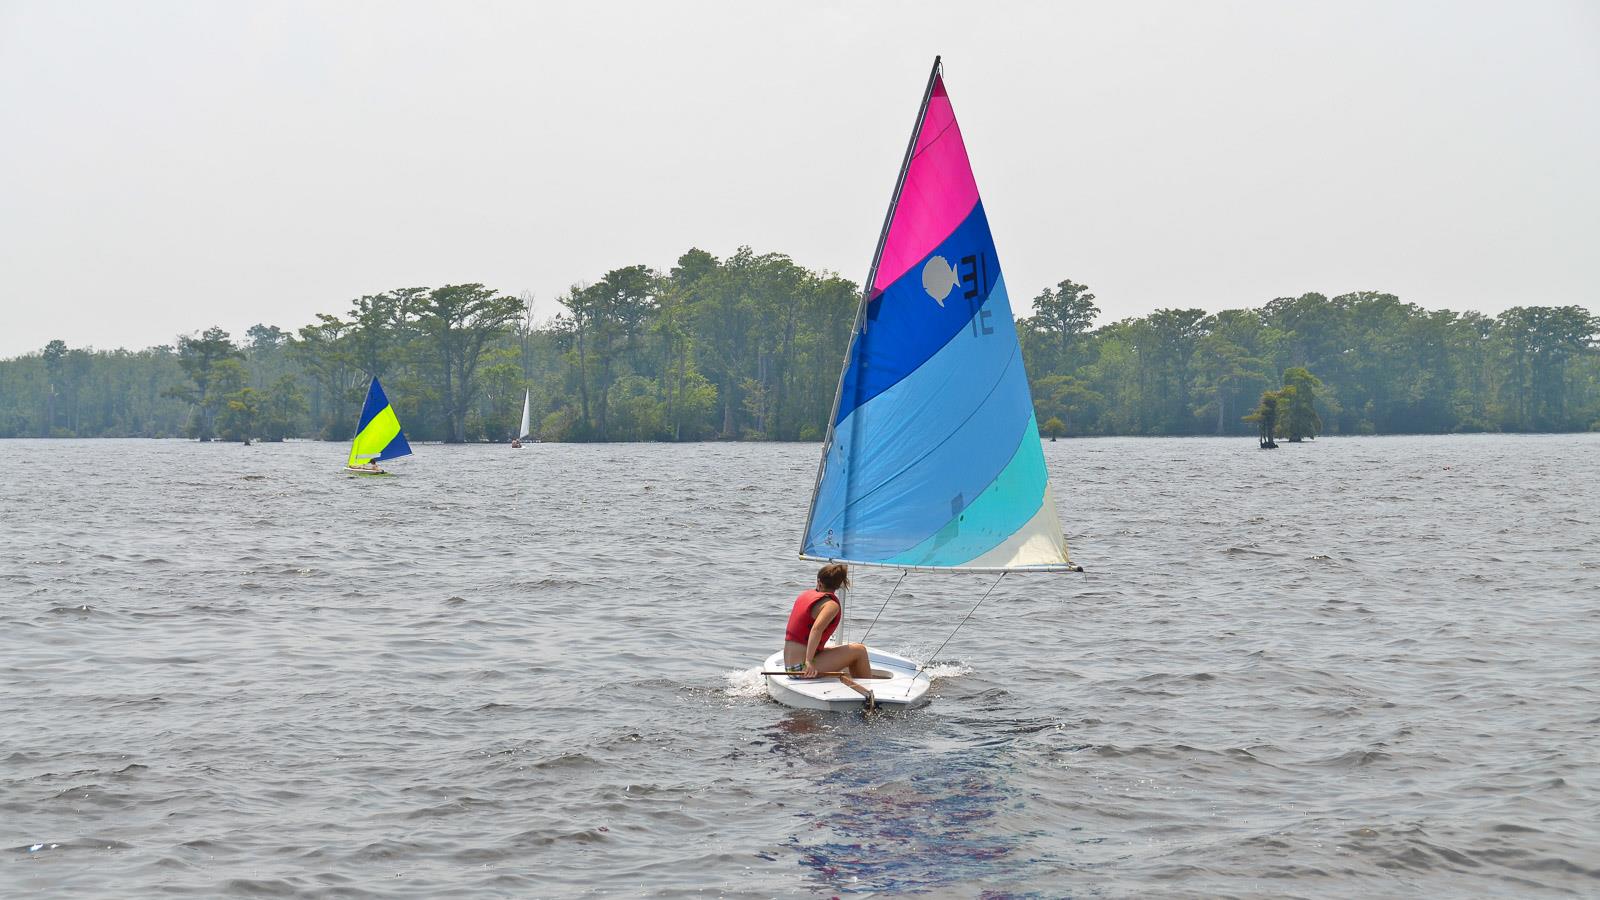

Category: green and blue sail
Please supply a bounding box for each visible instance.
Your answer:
[347,377,412,467]
[801,60,1072,572]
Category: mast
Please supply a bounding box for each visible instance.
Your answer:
[799,56,944,557]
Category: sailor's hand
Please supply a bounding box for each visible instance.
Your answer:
[802,661,818,678]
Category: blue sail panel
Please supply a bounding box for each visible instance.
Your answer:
[883,415,1050,567]
[356,378,392,433]
[804,274,1043,564]
[373,430,412,463]
[835,203,999,425]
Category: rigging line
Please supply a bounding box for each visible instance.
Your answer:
[858,569,908,645]
[923,571,1007,670]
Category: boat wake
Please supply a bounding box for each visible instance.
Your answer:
[921,660,973,680]
[722,667,768,700]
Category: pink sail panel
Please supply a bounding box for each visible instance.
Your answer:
[870,76,981,296]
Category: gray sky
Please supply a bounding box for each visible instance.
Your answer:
[2,0,1596,357]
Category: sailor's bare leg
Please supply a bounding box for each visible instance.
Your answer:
[812,643,872,678]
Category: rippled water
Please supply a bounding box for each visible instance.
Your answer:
[2,435,1597,897]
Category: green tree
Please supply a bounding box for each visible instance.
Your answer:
[1280,367,1323,441]
[288,314,359,438]
[217,386,262,442]
[692,249,761,438]
[657,248,719,440]
[1140,308,1210,433]
[741,254,808,439]
[1021,279,1099,374]
[246,324,286,354]
[789,273,859,439]
[42,339,67,435]
[1495,306,1598,430]
[348,288,427,380]
[260,375,308,441]
[1033,374,1103,436]
[1243,388,1286,446]
[1191,311,1271,435]
[166,327,244,441]
[578,267,657,440]
[417,284,527,443]
[608,374,666,440]
[477,357,524,440]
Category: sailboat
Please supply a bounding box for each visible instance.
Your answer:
[764,58,1079,712]
[343,377,412,475]
[512,389,531,448]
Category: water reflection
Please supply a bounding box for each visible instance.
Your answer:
[765,711,1039,895]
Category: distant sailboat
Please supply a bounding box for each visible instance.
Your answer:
[513,389,531,448]
[344,377,412,475]
[765,58,1079,712]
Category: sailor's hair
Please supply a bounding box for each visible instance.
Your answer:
[816,563,850,593]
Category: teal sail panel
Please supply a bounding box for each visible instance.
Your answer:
[800,59,1072,572]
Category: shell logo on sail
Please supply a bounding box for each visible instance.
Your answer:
[922,256,959,306]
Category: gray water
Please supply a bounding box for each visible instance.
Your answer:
[2,435,1597,898]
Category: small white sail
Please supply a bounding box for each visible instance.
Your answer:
[518,389,532,440]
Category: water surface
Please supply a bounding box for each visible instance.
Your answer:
[2,435,1597,897]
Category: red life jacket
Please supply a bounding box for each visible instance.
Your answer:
[784,589,840,649]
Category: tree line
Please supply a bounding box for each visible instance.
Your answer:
[1,249,1596,441]
[1021,281,1599,437]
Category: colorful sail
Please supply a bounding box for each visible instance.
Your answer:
[800,59,1072,573]
[347,377,412,467]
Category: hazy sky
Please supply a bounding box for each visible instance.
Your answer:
[1,0,1596,357]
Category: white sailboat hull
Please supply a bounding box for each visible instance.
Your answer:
[762,647,931,711]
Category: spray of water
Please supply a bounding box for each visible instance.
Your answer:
[921,660,974,680]
[722,667,769,700]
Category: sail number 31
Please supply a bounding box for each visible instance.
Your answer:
[960,253,995,337]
